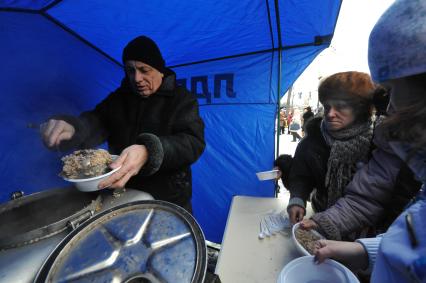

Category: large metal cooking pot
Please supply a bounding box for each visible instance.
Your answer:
[35,200,207,283]
[0,187,153,282]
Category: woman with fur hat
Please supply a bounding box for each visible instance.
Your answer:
[40,36,205,213]
[313,1,426,281]
[286,71,376,224]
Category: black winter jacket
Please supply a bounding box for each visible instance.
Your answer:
[288,117,420,240]
[59,69,205,209]
[287,117,330,212]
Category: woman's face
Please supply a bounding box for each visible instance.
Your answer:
[323,100,355,131]
[125,60,164,97]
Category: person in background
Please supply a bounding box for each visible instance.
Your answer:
[286,71,376,224]
[315,106,324,118]
[314,1,426,282]
[302,106,314,133]
[40,36,205,213]
[289,115,302,142]
[286,111,293,134]
[283,115,288,135]
[279,110,286,135]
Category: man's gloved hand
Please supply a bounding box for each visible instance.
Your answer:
[40,119,75,149]
[288,205,305,225]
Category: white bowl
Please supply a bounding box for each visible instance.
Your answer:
[63,155,121,192]
[278,256,359,283]
[292,222,325,256]
[256,169,280,181]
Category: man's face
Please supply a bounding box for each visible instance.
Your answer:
[323,99,355,131]
[125,60,164,97]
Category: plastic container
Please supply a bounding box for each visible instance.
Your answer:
[292,222,325,256]
[63,155,121,192]
[256,169,280,181]
[277,256,359,283]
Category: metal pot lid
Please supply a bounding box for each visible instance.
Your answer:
[35,200,207,283]
[0,188,100,249]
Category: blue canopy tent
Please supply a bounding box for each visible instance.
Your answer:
[0,0,341,243]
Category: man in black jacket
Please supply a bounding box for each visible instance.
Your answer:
[302,106,314,133]
[41,36,205,213]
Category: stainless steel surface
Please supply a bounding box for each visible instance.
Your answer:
[99,188,153,211]
[10,190,24,200]
[35,200,207,283]
[0,188,98,249]
[0,188,154,283]
[0,232,65,283]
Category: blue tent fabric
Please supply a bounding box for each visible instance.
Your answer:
[0,0,341,243]
[0,0,54,10]
[280,0,341,46]
[47,0,277,65]
[0,11,122,199]
[174,47,325,242]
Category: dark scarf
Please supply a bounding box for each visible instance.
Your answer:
[321,119,373,207]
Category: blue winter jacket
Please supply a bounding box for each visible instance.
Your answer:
[358,188,426,283]
[358,144,426,283]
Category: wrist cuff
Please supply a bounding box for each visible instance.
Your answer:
[287,197,306,211]
[356,237,382,271]
[136,133,164,175]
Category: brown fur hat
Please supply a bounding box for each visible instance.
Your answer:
[319,71,376,122]
[318,71,376,103]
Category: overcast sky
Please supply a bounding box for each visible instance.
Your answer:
[291,0,395,95]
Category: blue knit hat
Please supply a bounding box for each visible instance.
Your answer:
[368,0,426,82]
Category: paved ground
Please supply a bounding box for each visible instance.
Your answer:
[277,132,299,158]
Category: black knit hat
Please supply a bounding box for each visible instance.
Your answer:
[122,36,165,72]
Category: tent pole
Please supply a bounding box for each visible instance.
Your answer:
[273,0,283,197]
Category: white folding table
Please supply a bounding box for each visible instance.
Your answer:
[215,195,313,283]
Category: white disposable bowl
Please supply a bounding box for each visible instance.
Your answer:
[63,155,121,192]
[277,256,359,283]
[292,222,325,256]
[256,169,280,181]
